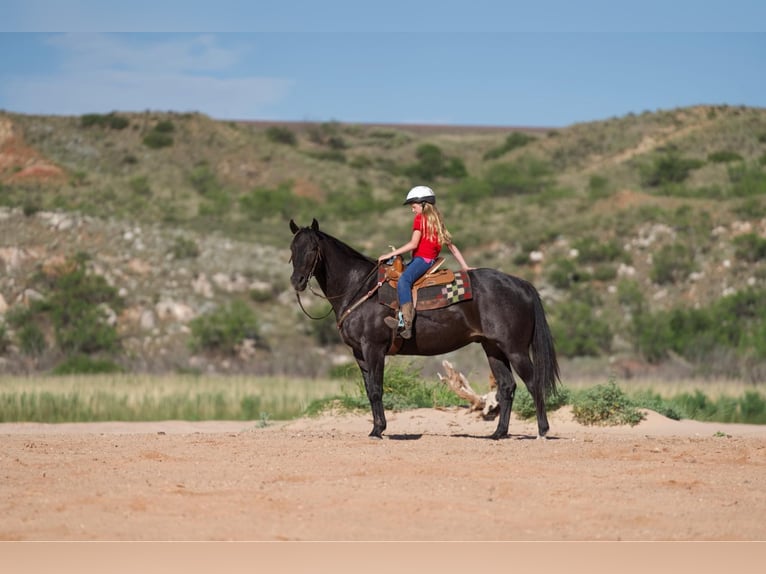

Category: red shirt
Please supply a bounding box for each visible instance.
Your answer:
[412,213,441,262]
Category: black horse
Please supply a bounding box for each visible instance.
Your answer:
[289,219,560,440]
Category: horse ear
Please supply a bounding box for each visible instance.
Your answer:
[311,218,319,231]
[289,219,299,234]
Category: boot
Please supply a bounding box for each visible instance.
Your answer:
[384,312,400,331]
[399,302,415,339]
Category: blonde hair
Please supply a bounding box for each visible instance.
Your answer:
[421,203,452,245]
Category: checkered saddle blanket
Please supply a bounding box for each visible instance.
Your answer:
[377,265,473,311]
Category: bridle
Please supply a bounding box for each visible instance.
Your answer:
[290,232,383,326]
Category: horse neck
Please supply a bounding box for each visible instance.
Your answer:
[314,235,375,310]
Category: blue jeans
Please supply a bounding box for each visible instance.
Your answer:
[397,257,432,305]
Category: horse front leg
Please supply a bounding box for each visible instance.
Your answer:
[353,348,387,439]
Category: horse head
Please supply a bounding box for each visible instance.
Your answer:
[289,218,321,291]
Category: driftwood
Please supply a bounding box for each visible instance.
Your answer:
[437,360,499,419]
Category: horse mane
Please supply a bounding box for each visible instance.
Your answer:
[315,229,376,266]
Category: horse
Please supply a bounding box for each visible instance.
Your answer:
[289,218,560,440]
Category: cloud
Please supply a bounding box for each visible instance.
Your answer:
[3,33,292,119]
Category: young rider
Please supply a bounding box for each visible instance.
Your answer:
[377,185,470,339]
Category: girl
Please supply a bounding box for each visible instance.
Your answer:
[377,185,470,339]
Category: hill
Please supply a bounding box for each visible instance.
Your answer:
[1,105,766,381]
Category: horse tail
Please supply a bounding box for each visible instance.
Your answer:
[531,289,560,399]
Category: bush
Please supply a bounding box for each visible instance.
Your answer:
[17,323,47,356]
[81,113,129,129]
[632,288,766,364]
[485,156,554,196]
[546,258,589,289]
[52,355,123,375]
[513,385,571,420]
[641,151,704,187]
[550,300,612,357]
[266,126,297,146]
[189,300,260,355]
[404,144,467,181]
[572,381,645,426]
[708,150,743,163]
[733,233,766,263]
[189,163,219,195]
[129,176,151,197]
[483,132,536,160]
[169,237,200,259]
[0,321,9,354]
[154,120,175,133]
[650,243,696,285]
[728,163,766,197]
[573,236,625,263]
[587,174,611,199]
[142,131,174,149]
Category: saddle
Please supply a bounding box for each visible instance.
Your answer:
[377,256,472,312]
[381,256,454,290]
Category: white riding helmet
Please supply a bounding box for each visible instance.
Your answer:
[403,185,436,205]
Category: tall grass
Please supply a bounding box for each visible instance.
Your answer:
[0,375,344,423]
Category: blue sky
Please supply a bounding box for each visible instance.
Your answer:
[1,1,765,127]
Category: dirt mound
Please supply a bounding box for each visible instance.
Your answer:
[0,117,66,184]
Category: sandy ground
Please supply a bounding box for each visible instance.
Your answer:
[2,406,766,541]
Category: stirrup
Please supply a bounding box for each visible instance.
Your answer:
[384,311,404,330]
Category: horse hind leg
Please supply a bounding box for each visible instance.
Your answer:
[510,352,550,439]
[483,346,516,440]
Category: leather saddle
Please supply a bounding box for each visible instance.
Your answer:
[380,255,455,292]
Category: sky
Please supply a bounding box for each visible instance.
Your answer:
[1,1,765,128]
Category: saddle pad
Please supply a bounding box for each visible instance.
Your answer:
[378,270,473,312]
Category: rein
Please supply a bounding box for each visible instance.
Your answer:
[293,237,383,325]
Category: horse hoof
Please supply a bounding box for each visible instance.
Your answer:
[489,432,507,440]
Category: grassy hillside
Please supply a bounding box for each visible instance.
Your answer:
[1,105,766,380]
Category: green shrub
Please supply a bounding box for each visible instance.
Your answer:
[630,389,682,420]
[641,150,704,187]
[513,385,571,419]
[550,300,612,357]
[189,300,260,355]
[169,237,200,259]
[728,163,766,197]
[189,163,219,195]
[632,288,766,364]
[573,236,625,263]
[404,144,466,181]
[52,355,123,375]
[708,150,743,163]
[81,113,129,129]
[0,321,9,354]
[446,177,492,204]
[546,258,588,289]
[129,176,151,197]
[650,243,696,284]
[39,259,122,355]
[587,174,611,199]
[485,156,554,196]
[483,132,536,160]
[154,120,175,133]
[17,323,47,356]
[142,131,174,149]
[733,233,766,262]
[197,188,232,219]
[572,381,645,426]
[266,126,297,146]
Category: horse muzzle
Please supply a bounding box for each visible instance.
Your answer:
[290,272,308,292]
